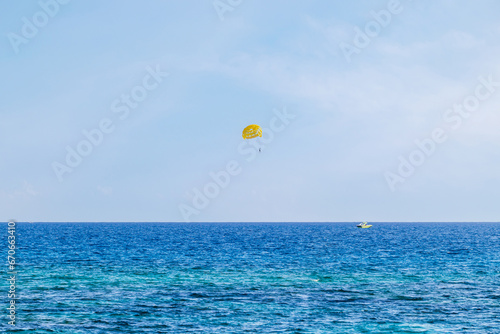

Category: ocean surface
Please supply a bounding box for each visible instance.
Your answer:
[3,222,500,333]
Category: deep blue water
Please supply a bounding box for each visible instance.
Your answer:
[3,223,500,333]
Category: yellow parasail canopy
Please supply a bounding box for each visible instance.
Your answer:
[242,124,262,139]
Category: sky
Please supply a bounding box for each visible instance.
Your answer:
[1,0,500,222]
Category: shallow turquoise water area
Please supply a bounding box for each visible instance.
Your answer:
[4,223,500,333]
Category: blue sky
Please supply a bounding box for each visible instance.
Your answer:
[1,0,500,222]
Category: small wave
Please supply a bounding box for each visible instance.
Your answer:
[393,295,425,301]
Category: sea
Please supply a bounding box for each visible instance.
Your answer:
[3,222,500,333]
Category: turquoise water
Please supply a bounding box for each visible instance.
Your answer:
[4,223,500,333]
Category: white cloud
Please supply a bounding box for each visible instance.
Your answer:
[443,30,482,49]
[0,180,37,199]
[97,185,113,196]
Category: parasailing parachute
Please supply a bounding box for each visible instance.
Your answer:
[242,124,262,139]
